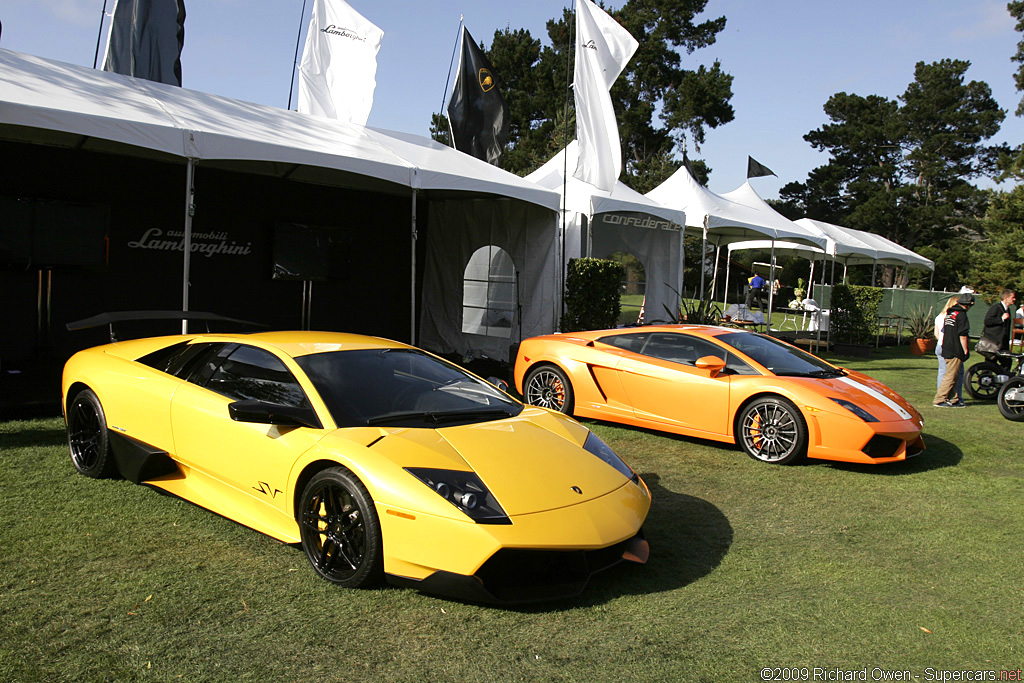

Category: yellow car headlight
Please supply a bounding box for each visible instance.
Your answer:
[404,468,510,525]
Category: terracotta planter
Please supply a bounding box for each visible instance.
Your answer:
[910,338,936,356]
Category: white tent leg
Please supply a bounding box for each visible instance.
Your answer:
[723,252,732,311]
[181,158,196,334]
[699,232,707,299]
[710,243,721,303]
[767,242,776,332]
[410,188,417,344]
[677,227,685,318]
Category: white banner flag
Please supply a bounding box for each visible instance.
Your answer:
[298,0,384,125]
[573,0,638,191]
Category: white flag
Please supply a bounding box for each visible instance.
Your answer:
[573,0,638,191]
[298,0,384,125]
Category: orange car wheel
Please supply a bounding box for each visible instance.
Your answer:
[523,365,574,414]
[737,397,807,465]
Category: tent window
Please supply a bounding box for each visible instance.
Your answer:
[462,246,516,338]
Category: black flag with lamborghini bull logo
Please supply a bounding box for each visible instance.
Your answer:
[446,26,510,166]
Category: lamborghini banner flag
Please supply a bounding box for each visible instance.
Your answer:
[102,0,186,86]
[447,26,510,166]
[572,0,638,192]
[298,0,384,125]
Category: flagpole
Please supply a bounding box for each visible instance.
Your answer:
[560,1,576,323]
[287,0,309,110]
[439,16,464,146]
[93,0,109,68]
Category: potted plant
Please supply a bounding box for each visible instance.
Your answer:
[905,304,936,355]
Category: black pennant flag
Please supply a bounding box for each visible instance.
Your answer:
[747,156,777,179]
[103,0,186,86]
[682,151,705,186]
[446,27,510,166]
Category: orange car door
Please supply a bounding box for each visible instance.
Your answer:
[614,332,730,435]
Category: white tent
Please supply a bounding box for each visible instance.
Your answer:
[647,167,826,311]
[647,166,825,247]
[526,141,688,324]
[0,49,562,361]
[795,218,935,274]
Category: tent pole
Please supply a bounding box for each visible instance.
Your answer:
[767,241,776,333]
[808,259,815,305]
[723,246,732,311]
[709,243,720,303]
[677,227,685,321]
[898,271,908,341]
[181,158,196,334]
[698,217,710,301]
[410,188,418,345]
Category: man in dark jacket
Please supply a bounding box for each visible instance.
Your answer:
[934,292,974,407]
[982,289,1016,367]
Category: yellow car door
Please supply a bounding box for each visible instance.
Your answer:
[168,343,326,538]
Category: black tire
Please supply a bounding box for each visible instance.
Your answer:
[523,364,574,414]
[965,361,1004,400]
[66,388,119,479]
[997,376,1024,421]
[298,467,383,588]
[736,397,808,465]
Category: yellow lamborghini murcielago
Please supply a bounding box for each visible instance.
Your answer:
[62,321,650,604]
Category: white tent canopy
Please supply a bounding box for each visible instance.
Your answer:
[526,141,688,323]
[0,49,561,209]
[646,166,825,248]
[795,218,934,271]
[0,49,563,359]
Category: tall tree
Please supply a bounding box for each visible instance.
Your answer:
[1010,1,1024,116]
[780,60,1004,289]
[969,184,1024,295]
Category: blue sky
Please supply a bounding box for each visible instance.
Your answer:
[2,0,1022,198]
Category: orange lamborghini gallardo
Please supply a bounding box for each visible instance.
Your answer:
[514,325,925,465]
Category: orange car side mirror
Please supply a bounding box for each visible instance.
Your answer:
[695,355,727,376]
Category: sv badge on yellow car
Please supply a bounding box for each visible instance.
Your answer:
[253,481,283,498]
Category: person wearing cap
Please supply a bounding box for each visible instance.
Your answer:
[934,292,974,407]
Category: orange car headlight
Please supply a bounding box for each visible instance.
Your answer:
[829,398,879,423]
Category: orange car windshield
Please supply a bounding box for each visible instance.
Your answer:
[716,332,843,378]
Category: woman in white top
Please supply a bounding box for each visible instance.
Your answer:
[935,296,963,402]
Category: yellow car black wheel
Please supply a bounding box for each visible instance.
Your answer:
[299,467,383,588]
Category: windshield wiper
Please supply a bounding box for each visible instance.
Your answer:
[366,408,513,426]
[808,369,846,378]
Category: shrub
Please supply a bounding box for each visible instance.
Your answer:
[562,258,623,332]
[830,284,883,344]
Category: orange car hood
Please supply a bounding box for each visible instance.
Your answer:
[783,370,917,423]
[370,415,632,517]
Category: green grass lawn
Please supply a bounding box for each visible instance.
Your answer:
[2,347,1023,682]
